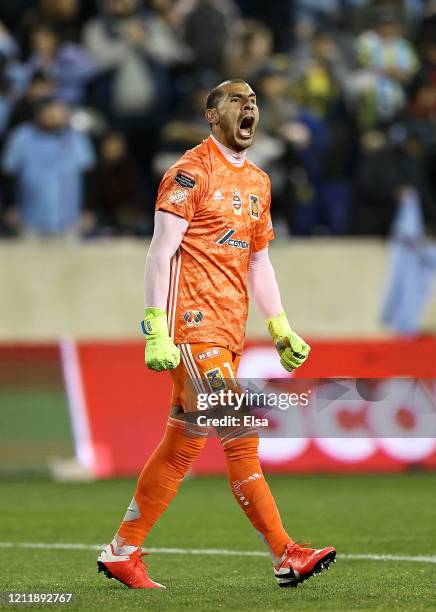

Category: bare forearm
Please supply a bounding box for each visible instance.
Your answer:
[248,248,284,319]
[144,211,188,309]
[144,251,171,309]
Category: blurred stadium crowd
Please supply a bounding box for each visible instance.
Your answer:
[0,0,435,239]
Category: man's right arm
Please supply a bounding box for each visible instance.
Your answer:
[142,210,188,371]
[144,210,188,308]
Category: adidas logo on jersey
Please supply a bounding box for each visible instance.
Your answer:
[213,190,224,201]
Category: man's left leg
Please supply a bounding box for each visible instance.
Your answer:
[186,343,336,587]
[220,430,290,562]
[220,431,336,587]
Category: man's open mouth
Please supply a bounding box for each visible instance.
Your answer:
[238,116,255,139]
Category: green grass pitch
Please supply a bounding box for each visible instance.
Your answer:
[0,473,435,611]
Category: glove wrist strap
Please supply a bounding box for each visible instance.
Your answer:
[142,307,169,338]
[266,311,292,340]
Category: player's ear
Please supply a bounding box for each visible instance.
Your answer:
[205,108,219,126]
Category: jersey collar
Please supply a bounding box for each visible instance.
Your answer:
[208,135,247,171]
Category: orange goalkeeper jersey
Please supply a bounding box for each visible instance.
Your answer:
[155,136,274,354]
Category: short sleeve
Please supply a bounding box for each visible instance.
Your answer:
[252,177,274,252]
[155,166,203,223]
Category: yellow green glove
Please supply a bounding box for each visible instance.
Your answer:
[267,312,310,372]
[141,307,180,371]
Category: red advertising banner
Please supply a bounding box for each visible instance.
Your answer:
[67,338,436,477]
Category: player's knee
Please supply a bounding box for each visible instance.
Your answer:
[168,436,206,471]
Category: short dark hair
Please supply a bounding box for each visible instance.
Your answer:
[205,79,248,110]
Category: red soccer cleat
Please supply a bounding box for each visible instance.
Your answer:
[274,542,336,587]
[97,544,165,589]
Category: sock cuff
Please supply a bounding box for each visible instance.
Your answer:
[221,428,259,447]
[167,416,209,439]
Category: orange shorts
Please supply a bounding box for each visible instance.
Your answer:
[170,343,241,412]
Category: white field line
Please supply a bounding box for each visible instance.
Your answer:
[0,542,435,564]
[59,339,94,471]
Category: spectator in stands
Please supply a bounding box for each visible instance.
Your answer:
[293,28,353,235]
[256,62,332,235]
[409,38,436,137]
[83,0,176,169]
[22,23,96,106]
[292,0,364,47]
[0,19,17,60]
[400,129,436,233]
[144,0,191,66]
[159,79,211,152]
[0,21,18,136]
[8,71,57,130]
[352,5,419,127]
[409,36,436,201]
[352,130,399,235]
[183,0,240,73]
[19,0,82,53]
[235,0,292,52]
[89,130,149,235]
[39,0,81,29]
[224,19,274,81]
[0,1,33,33]
[1,97,95,237]
[381,185,436,334]
[0,0,434,242]
[294,28,345,118]
[0,58,13,137]
[256,62,306,144]
[418,0,436,34]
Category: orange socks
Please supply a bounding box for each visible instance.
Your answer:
[116,417,290,562]
[221,431,291,562]
[117,417,206,547]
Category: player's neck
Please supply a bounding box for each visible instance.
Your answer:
[210,135,247,167]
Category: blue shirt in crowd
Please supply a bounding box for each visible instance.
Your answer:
[2,123,95,234]
[381,188,436,334]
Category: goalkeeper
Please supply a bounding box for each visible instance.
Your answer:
[98,79,336,589]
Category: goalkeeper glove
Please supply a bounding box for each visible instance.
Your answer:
[141,307,180,371]
[267,312,310,372]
